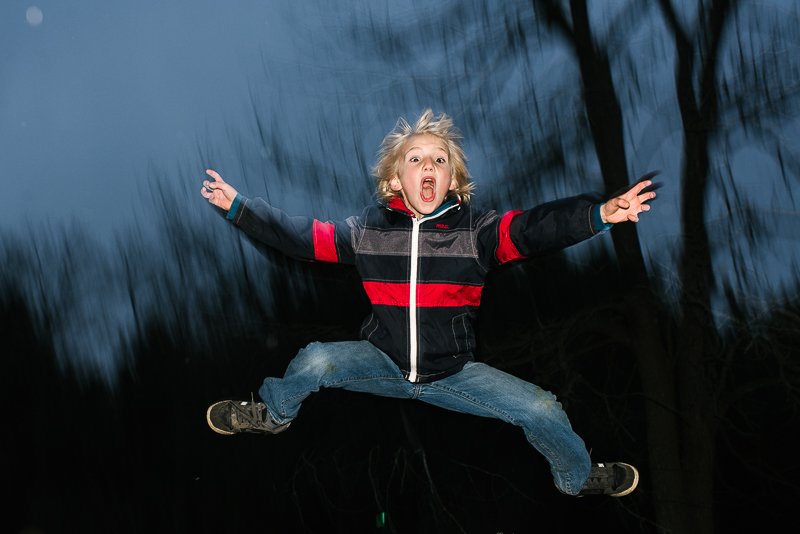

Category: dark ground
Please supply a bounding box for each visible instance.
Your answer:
[4,256,795,533]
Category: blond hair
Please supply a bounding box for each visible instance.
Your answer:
[372,109,474,204]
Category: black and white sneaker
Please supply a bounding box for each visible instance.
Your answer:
[206,398,290,436]
[577,462,639,497]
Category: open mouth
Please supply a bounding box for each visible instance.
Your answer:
[420,177,435,202]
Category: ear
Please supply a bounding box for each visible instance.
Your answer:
[390,176,402,192]
[449,177,457,191]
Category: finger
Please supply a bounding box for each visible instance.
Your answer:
[206,169,225,183]
[638,170,661,182]
[203,181,222,197]
[640,204,651,212]
[617,198,631,210]
[201,187,216,203]
[631,180,652,196]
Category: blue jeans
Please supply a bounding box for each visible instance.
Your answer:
[259,340,591,495]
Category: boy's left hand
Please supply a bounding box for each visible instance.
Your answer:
[601,178,657,224]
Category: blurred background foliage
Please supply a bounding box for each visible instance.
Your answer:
[3,1,799,532]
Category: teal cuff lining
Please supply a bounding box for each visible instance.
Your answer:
[592,204,613,233]
[226,195,241,221]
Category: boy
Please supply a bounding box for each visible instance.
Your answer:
[201,109,655,497]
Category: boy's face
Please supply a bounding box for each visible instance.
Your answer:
[390,134,457,218]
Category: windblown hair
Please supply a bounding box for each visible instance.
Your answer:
[372,109,474,204]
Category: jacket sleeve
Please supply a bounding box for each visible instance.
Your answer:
[478,195,612,267]
[225,195,358,265]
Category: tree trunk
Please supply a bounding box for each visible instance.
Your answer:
[675,116,718,534]
[663,2,732,531]
[549,1,697,531]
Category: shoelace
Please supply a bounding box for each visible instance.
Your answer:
[583,465,614,490]
[231,394,267,430]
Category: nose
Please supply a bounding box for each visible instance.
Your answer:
[422,157,434,171]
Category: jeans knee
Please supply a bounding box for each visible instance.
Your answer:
[292,342,338,377]
[517,388,570,428]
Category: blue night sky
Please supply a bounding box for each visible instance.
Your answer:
[2,1,798,380]
[2,1,286,234]
[3,0,685,234]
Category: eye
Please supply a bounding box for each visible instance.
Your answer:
[436,157,447,164]
[409,156,420,163]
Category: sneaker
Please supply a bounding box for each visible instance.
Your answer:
[577,462,639,497]
[206,398,290,436]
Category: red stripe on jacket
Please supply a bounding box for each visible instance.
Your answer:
[312,220,338,262]
[496,210,525,264]
[362,281,483,307]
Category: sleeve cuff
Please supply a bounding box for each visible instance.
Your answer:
[226,194,242,221]
[592,204,614,233]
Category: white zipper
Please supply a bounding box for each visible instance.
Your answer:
[408,218,421,382]
[406,202,458,383]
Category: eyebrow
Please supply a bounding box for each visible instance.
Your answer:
[404,146,448,157]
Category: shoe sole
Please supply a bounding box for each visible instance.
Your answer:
[610,462,640,497]
[206,401,235,435]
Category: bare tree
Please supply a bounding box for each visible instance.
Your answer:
[532,0,800,531]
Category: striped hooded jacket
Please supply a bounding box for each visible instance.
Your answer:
[226,193,610,383]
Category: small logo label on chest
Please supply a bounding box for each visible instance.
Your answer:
[435,223,449,229]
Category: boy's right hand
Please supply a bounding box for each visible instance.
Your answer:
[200,169,239,212]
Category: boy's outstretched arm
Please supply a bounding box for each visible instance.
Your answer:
[198,168,359,265]
[200,169,239,212]
[600,178,657,224]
